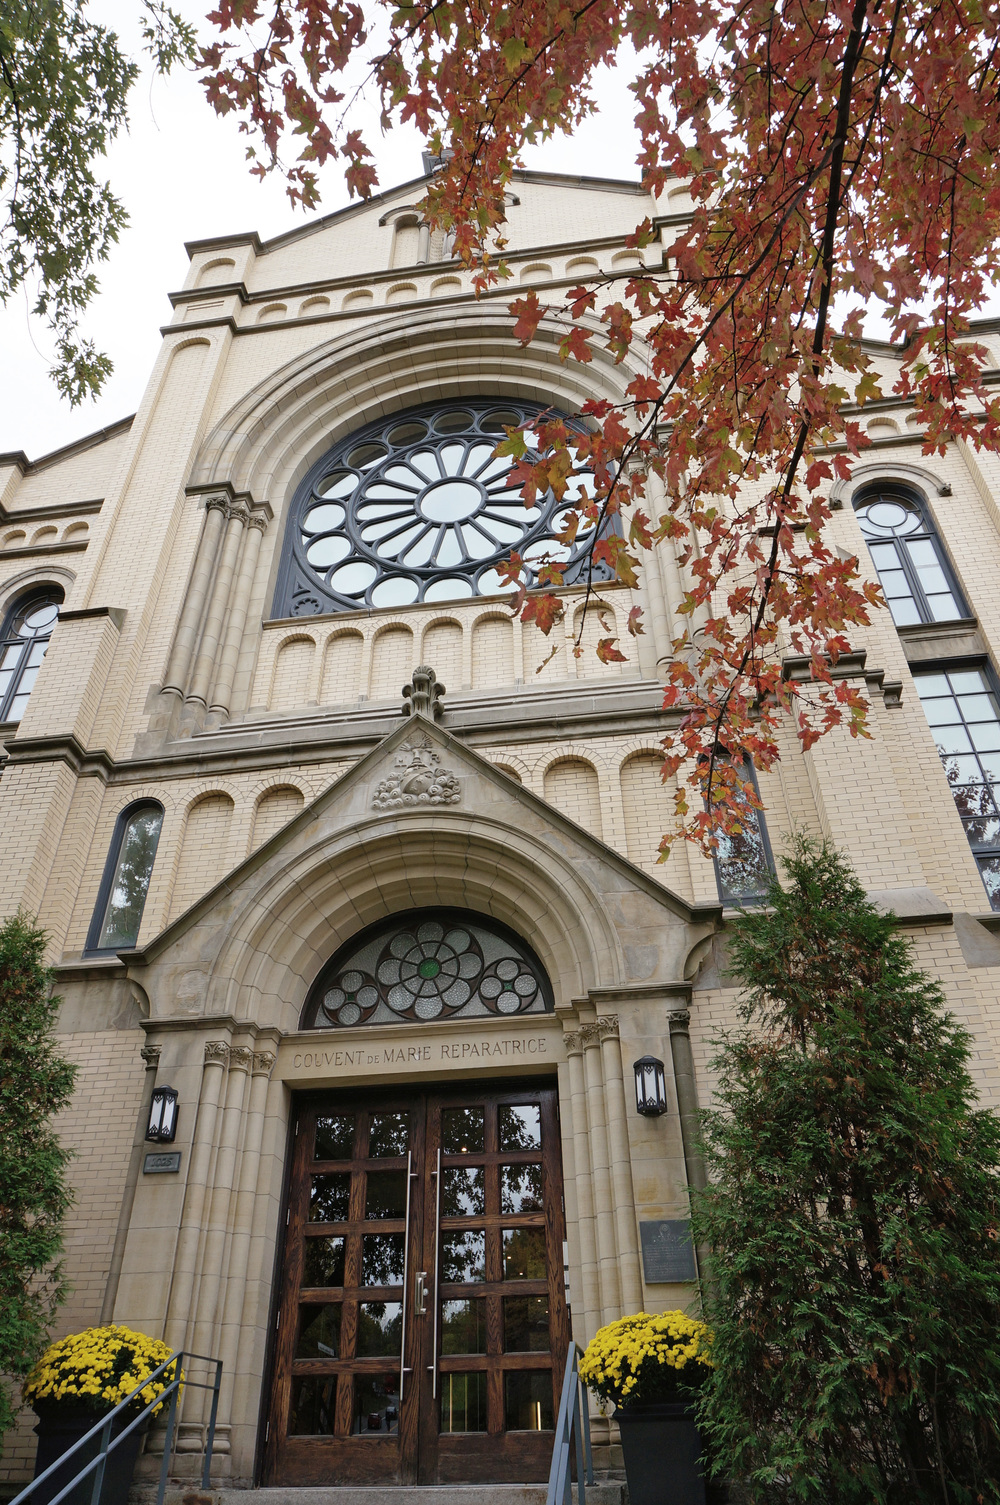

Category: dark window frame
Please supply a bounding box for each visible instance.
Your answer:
[853,482,967,627]
[85,799,165,955]
[912,654,1000,910]
[706,756,776,907]
[0,586,64,723]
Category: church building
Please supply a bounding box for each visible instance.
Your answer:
[2,163,1000,1492]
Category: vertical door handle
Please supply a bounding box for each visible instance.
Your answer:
[429,1147,441,1397]
[415,1271,428,1315]
[399,1150,415,1403]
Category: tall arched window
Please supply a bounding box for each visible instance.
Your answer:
[0,588,62,723]
[86,801,164,952]
[854,487,964,626]
[707,758,775,906]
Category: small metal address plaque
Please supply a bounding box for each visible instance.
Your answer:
[639,1218,697,1283]
[143,1151,182,1175]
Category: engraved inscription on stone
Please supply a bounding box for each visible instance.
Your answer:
[143,1151,182,1175]
[639,1219,697,1283]
[372,735,460,810]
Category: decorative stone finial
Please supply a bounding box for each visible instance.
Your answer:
[403,665,445,720]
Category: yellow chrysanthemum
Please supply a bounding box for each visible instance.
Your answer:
[23,1326,183,1417]
[578,1311,713,1409]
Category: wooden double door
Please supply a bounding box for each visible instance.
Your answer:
[265,1080,569,1485]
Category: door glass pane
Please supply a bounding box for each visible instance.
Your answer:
[441,1230,486,1281]
[315,1115,355,1159]
[361,1232,405,1285]
[441,1106,485,1153]
[503,1227,547,1279]
[501,1163,543,1213]
[442,1166,485,1215]
[309,1173,352,1221]
[504,1295,550,1351]
[505,1372,553,1430]
[441,1372,487,1433]
[297,1304,342,1358]
[499,1104,541,1150]
[303,1236,345,1287]
[357,1301,403,1355]
[369,1111,410,1156]
[353,1373,400,1433]
[441,1298,488,1354]
[290,1376,337,1434]
[365,1170,408,1218]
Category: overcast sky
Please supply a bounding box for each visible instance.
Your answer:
[0,2,644,459]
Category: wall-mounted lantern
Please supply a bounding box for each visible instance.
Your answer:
[145,1085,179,1143]
[633,1056,667,1116]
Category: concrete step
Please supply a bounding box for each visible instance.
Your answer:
[161,1487,626,1505]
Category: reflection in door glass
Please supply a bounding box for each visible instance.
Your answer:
[302,1236,345,1287]
[441,1372,487,1432]
[505,1371,553,1430]
[500,1163,543,1212]
[353,1373,400,1433]
[441,1298,488,1354]
[296,1304,341,1358]
[503,1227,547,1279]
[361,1232,406,1286]
[357,1301,403,1355]
[504,1295,550,1351]
[499,1104,541,1150]
[290,1375,337,1434]
[309,1173,351,1221]
[441,1229,486,1282]
[368,1111,410,1156]
[441,1106,485,1153]
[365,1169,408,1218]
[442,1166,485,1216]
[314,1114,355,1159]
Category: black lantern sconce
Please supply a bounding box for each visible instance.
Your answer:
[145,1085,179,1143]
[633,1056,667,1116]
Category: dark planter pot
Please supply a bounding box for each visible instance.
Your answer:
[615,1401,706,1505]
[32,1403,146,1505]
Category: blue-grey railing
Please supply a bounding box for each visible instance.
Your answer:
[9,1350,222,1505]
[547,1342,594,1505]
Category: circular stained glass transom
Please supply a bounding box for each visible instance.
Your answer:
[273,399,615,617]
[302,911,551,1029]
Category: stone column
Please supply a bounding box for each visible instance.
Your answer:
[417,223,431,263]
[667,1008,711,1284]
[216,1051,275,1434]
[188,505,248,707]
[100,1044,161,1323]
[562,1030,601,1340]
[210,513,267,715]
[162,496,227,696]
[598,1017,643,1311]
[165,1041,229,1453]
[580,1022,622,1320]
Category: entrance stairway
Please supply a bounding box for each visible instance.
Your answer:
[158,1488,626,1505]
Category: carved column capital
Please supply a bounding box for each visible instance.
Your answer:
[226,503,250,526]
[247,511,269,533]
[252,1049,277,1076]
[562,1028,585,1053]
[596,1015,620,1039]
[228,1045,254,1072]
[204,1040,230,1065]
[204,492,229,514]
[578,1022,602,1046]
[667,1008,691,1035]
[140,1044,162,1067]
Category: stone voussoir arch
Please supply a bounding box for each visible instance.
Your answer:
[165,810,632,1029]
[186,304,651,517]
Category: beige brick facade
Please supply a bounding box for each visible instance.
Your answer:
[2,164,1000,1490]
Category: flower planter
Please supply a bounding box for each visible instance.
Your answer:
[31,1403,146,1505]
[615,1401,706,1505]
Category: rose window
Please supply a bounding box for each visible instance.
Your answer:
[273,399,615,617]
[303,911,550,1029]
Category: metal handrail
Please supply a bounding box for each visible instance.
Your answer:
[546,1342,594,1505]
[10,1350,223,1505]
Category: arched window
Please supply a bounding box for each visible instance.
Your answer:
[0,588,62,723]
[272,399,616,617]
[86,801,164,952]
[302,909,552,1029]
[707,759,774,906]
[854,487,964,626]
